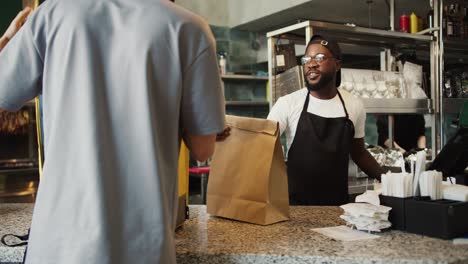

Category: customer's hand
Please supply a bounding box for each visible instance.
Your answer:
[216,127,231,141]
[0,7,32,52]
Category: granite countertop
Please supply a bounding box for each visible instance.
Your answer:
[0,204,32,263]
[1,204,468,264]
[176,206,468,264]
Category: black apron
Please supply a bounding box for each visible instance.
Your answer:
[287,91,355,205]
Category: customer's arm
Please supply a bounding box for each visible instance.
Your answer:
[351,138,384,181]
[183,134,216,162]
[0,6,40,113]
[0,7,31,52]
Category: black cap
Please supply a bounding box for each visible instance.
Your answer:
[307,35,342,87]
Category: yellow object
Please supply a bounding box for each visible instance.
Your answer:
[178,141,189,204]
[410,12,418,33]
[35,97,44,179]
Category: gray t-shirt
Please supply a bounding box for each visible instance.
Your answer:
[0,0,225,263]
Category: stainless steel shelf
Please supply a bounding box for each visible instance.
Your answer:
[0,167,38,174]
[362,98,433,114]
[444,39,468,62]
[222,74,269,81]
[442,98,468,114]
[266,20,433,49]
[226,101,269,106]
[444,39,468,56]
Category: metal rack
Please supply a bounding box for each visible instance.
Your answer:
[225,101,269,106]
[362,99,433,114]
[267,16,439,157]
[221,74,268,81]
[443,98,467,114]
[221,74,269,115]
[438,0,468,145]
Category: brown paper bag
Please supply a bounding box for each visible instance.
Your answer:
[207,115,290,225]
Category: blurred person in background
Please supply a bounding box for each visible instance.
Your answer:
[377,114,426,153]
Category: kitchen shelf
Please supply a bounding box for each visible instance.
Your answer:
[221,74,268,81]
[442,98,468,114]
[0,167,38,175]
[443,39,468,62]
[266,20,433,49]
[362,98,433,114]
[222,74,269,118]
[226,101,270,106]
[444,39,468,57]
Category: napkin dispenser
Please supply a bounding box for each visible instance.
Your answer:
[379,195,412,231]
[405,197,468,239]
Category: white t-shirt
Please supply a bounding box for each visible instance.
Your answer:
[268,88,366,155]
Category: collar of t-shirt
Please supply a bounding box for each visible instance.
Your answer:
[305,90,346,118]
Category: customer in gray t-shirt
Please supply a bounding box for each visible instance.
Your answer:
[0,0,225,263]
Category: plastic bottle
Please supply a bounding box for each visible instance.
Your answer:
[447,14,454,37]
[426,9,434,29]
[410,12,418,33]
[464,7,468,39]
[444,72,454,98]
[452,4,461,38]
[447,4,455,37]
[219,53,227,75]
[400,14,410,32]
[443,5,448,36]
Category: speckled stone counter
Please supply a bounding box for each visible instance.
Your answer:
[0,204,32,264]
[1,204,468,264]
[175,206,468,264]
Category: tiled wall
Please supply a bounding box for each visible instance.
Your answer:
[211,25,269,118]
[210,25,267,74]
[365,114,378,146]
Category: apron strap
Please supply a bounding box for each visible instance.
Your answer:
[302,92,310,112]
[336,90,349,119]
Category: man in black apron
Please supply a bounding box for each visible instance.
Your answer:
[269,35,383,205]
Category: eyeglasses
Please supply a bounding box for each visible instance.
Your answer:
[301,53,334,66]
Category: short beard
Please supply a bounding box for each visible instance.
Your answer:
[305,71,335,91]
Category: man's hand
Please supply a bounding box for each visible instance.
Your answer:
[0,7,32,52]
[216,127,231,141]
